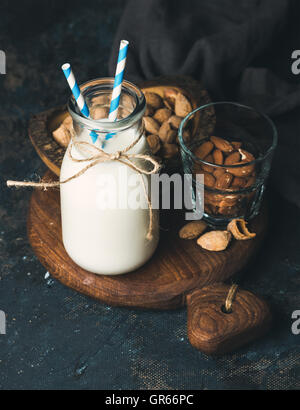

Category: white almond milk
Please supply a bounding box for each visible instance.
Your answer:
[60,122,159,275]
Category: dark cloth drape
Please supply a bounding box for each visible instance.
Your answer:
[109,0,300,208]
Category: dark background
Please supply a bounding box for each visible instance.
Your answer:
[0,0,300,390]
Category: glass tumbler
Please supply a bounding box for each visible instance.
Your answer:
[178,102,278,225]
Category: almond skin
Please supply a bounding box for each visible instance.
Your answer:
[225,151,241,165]
[144,116,160,134]
[227,218,256,240]
[197,230,232,251]
[179,220,207,239]
[175,93,192,117]
[215,172,233,189]
[144,92,163,109]
[194,141,214,160]
[210,136,234,153]
[154,108,172,124]
[147,134,161,154]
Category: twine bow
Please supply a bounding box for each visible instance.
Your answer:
[7,128,161,240]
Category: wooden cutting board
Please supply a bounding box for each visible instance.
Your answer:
[27,171,268,310]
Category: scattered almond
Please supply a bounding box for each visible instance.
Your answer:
[179,220,207,239]
[227,218,256,240]
[197,231,232,251]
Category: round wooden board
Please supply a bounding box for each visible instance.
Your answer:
[27,171,268,310]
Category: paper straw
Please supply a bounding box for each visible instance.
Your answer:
[62,63,90,119]
[62,63,100,143]
[108,40,129,122]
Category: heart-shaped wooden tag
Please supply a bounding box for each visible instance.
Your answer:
[186,283,272,355]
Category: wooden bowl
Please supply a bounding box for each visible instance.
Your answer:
[29,76,215,176]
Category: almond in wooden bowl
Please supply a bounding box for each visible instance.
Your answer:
[140,79,215,170]
[28,77,214,176]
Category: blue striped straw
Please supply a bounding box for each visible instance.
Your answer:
[62,63,90,118]
[106,40,129,140]
[62,63,98,144]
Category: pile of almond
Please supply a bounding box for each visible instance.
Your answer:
[193,136,257,217]
[179,218,256,252]
[143,89,193,159]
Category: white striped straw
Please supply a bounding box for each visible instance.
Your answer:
[108,40,129,122]
[62,63,90,119]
